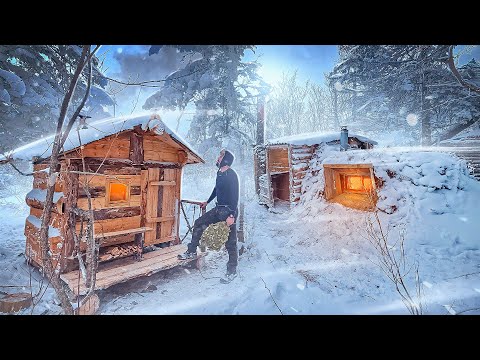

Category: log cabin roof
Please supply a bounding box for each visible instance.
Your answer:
[1,113,204,164]
[266,131,377,146]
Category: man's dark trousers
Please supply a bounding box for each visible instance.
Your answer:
[187,205,238,273]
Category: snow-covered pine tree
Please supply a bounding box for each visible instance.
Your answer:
[143,45,268,159]
[327,45,480,146]
[0,45,113,152]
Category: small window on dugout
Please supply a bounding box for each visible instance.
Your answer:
[106,179,130,206]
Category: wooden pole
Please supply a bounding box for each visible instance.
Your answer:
[61,161,79,272]
[237,146,245,254]
[254,96,266,196]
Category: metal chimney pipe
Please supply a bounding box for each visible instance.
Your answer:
[340,125,348,151]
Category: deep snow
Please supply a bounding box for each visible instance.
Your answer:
[0,146,479,315]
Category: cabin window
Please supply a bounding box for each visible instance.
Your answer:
[106,179,130,205]
[343,175,373,193]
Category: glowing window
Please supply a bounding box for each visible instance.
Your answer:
[107,181,130,204]
[345,176,373,192]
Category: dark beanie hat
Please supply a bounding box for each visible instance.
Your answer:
[220,149,235,167]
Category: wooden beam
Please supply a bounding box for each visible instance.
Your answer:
[78,186,106,198]
[323,163,373,169]
[178,150,188,166]
[135,169,148,255]
[146,216,175,223]
[173,169,182,244]
[26,198,62,214]
[94,227,153,239]
[98,234,136,249]
[129,125,144,165]
[144,168,159,246]
[142,161,181,169]
[156,170,164,240]
[85,206,141,221]
[69,158,141,175]
[149,180,176,186]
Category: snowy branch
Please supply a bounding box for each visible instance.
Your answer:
[260,277,284,315]
[447,46,480,94]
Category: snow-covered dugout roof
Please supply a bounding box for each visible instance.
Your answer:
[1,113,204,164]
[266,131,377,146]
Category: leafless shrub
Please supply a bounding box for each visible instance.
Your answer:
[364,190,424,315]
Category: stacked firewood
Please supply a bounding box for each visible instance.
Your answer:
[98,243,140,262]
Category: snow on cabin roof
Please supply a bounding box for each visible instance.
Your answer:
[1,113,204,164]
[266,131,378,146]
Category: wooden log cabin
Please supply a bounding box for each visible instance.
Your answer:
[254,130,377,208]
[4,114,206,294]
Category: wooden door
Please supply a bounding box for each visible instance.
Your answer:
[144,168,179,246]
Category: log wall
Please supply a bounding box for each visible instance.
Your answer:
[289,145,315,203]
[25,128,191,270]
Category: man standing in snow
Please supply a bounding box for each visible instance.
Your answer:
[178,148,239,282]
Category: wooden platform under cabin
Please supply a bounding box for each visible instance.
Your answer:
[60,244,206,295]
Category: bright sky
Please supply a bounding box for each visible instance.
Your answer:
[96,44,479,88]
[97,45,339,87]
[248,45,338,86]
[92,44,479,127]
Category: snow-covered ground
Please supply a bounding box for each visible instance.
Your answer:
[1,148,479,315]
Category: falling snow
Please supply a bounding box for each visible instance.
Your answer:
[0,146,478,315]
[406,113,418,126]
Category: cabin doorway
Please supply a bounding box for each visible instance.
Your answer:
[323,164,377,211]
[271,172,290,205]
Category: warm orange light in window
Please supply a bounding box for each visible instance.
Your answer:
[346,176,372,192]
[109,183,128,201]
[347,176,363,190]
[363,177,372,191]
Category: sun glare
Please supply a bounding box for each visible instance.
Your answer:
[257,64,285,86]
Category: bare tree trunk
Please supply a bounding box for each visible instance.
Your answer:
[333,87,339,130]
[419,51,431,146]
[38,45,95,315]
[256,96,265,145]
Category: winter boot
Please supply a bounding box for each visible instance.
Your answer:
[220,269,237,283]
[177,251,196,260]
